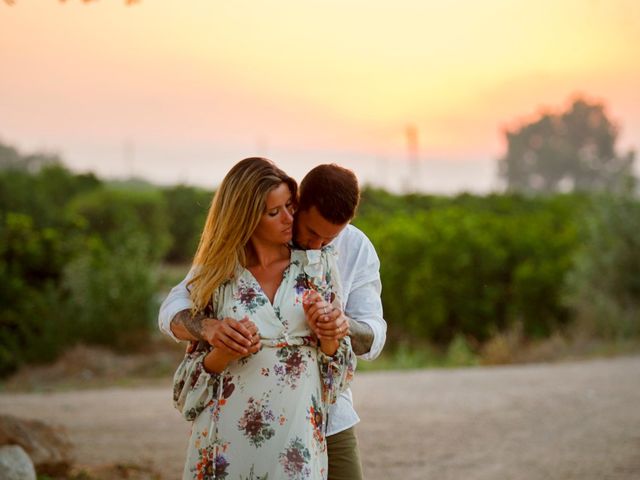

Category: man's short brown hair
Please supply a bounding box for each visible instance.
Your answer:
[298,164,360,225]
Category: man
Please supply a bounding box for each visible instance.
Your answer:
[158,163,386,480]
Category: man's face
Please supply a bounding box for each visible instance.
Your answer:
[293,206,348,249]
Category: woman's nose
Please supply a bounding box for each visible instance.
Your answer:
[282,208,293,224]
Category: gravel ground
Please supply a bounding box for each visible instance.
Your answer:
[1,355,639,479]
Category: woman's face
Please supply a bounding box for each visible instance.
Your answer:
[252,182,295,245]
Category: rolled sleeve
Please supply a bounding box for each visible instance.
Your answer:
[158,269,196,342]
[344,277,386,361]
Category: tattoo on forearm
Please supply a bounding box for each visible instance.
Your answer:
[349,320,374,356]
[171,309,206,341]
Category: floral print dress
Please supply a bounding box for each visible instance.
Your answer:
[173,247,356,480]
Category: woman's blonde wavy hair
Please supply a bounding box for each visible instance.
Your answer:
[188,157,297,313]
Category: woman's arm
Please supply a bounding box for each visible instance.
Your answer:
[302,293,340,355]
[203,348,234,373]
[319,338,339,356]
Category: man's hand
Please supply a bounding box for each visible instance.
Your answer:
[204,316,260,356]
[203,320,261,373]
[171,309,260,356]
[302,290,349,341]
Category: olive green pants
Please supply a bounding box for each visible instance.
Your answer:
[327,426,363,480]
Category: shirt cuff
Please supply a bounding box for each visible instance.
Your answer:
[158,297,194,343]
[354,319,386,361]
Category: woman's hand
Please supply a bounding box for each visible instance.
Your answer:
[203,317,261,373]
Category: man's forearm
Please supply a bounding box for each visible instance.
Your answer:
[349,319,374,356]
[170,309,208,342]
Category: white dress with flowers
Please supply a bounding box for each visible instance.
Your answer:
[173,247,356,480]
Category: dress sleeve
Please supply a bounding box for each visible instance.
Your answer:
[318,337,356,405]
[171,281,227,421]
[172,342,224,422]
[316,247,356,404]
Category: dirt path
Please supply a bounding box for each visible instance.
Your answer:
[1,355,639,479]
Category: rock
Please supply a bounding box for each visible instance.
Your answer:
[0,414,73,476]
[0,445,37,480]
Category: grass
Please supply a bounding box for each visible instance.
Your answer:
[358,336,479,371]
[358,333,640,372]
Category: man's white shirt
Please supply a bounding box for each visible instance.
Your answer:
[158,224,386,436]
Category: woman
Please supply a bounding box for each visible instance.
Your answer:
[172,157,355,480]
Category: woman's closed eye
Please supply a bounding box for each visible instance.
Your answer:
[268,201,294,217]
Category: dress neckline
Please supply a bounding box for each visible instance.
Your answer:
[242,252,296,307]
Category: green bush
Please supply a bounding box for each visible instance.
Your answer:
[0,152,165,376]
[565,194,640,338]
[67,188,171,262]
[63,234,158,350]
[0,163,100,229]
[356,193,584,346]
[161,185,212,263]
[0,213,72,375]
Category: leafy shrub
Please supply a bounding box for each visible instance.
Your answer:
[0,213,72,375]
[565,194,640,338]
[356,193,584,346]
[63,234,158,350]
[67,188,171,262]
[161,185,212,263]
[0,152,165,376]
[0,163,100,229]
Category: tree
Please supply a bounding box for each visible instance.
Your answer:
[0,142,61,173]
[498,97,636,194]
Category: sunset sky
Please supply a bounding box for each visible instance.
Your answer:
[1,0,639,193]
